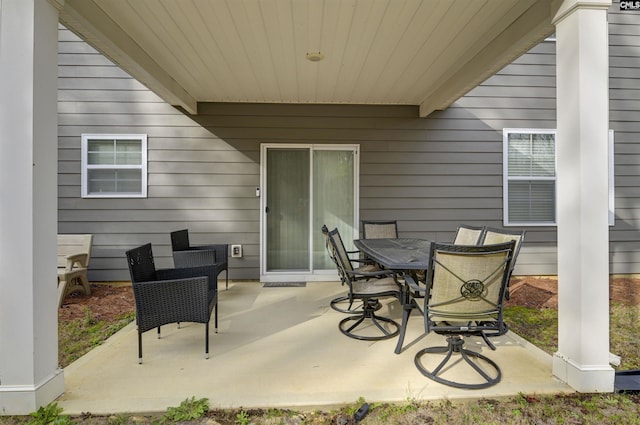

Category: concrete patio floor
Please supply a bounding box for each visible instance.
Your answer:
[56,281,573,415]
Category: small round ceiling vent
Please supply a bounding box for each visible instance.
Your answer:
[305,52,324,62]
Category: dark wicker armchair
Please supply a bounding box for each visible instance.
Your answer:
[170,229,229,290]
[125,243,218,363]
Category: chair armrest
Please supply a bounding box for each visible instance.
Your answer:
[348,250,378,266]
[132,276,211,333]
[158,265,218,292]
[65,253,88,271]
[351,258,375,265]
[344,268,396,279]
[403,274,426,295]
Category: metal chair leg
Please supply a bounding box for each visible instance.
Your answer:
[414,335,501,389]
[338,300,400,341]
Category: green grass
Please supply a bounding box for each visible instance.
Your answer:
[4,394,640,425]
[58,307,135,368]
[505,302,640,370]
[610,303,640,370]
[504,305,558,355]
[163,397,209,422]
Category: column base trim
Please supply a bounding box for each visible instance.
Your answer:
[553,352,615,392]
[0,369,65,415]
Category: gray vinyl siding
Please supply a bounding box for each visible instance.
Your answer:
[58,27,257,281]
[609,8,640,275]
[448,38,558,275]
[58,4,640,281]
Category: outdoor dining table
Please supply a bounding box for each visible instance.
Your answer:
[353,238,432,354]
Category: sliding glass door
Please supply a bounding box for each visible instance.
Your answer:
[261,145,358,282]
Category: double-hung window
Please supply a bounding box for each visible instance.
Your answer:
[504,129,615,226]
[503,129,557,226]
[81,134,147,198]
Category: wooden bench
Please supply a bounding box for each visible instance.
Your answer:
[58,234,93,307]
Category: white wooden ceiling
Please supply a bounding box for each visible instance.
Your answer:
[58,0,560,116]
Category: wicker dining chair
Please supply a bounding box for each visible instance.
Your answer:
[413,241,515,389]
[125,243,218,363]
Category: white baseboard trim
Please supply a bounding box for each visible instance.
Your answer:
[553,352,615,392]
[0,369,64,415]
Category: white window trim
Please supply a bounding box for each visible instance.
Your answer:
[503,128,557,227]
[503,128,615,227]
[81,133,148,198]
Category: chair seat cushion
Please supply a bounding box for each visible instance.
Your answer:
[353,277,399,296]
[356,264,381,273]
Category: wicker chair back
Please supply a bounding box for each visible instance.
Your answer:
[126,243,158,283]
[170,229,191,251]
[170,228,230,289]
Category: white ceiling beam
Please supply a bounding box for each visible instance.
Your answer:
[59,0,198,114]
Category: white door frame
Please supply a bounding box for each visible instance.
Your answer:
[259,144,359,282]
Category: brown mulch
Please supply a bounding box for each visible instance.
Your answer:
[58,283,135,322]
[506,275,640,309]
[58,276,640,321]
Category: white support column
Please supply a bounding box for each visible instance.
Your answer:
[552,0,614,392]
[0,0,64,414]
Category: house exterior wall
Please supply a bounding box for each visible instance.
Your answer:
[57,6,640,282]
[609,9,640,275]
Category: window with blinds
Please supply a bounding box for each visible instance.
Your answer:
[503,130,557,225]
[81,134,147,198]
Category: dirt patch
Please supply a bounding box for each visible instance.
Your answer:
[59,283,135,322]
[507,277,558,309]
[609,275,640,306]
[506,275,640,309]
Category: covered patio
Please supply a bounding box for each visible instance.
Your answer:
[1,0,614,414]
[56,281,572,415]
